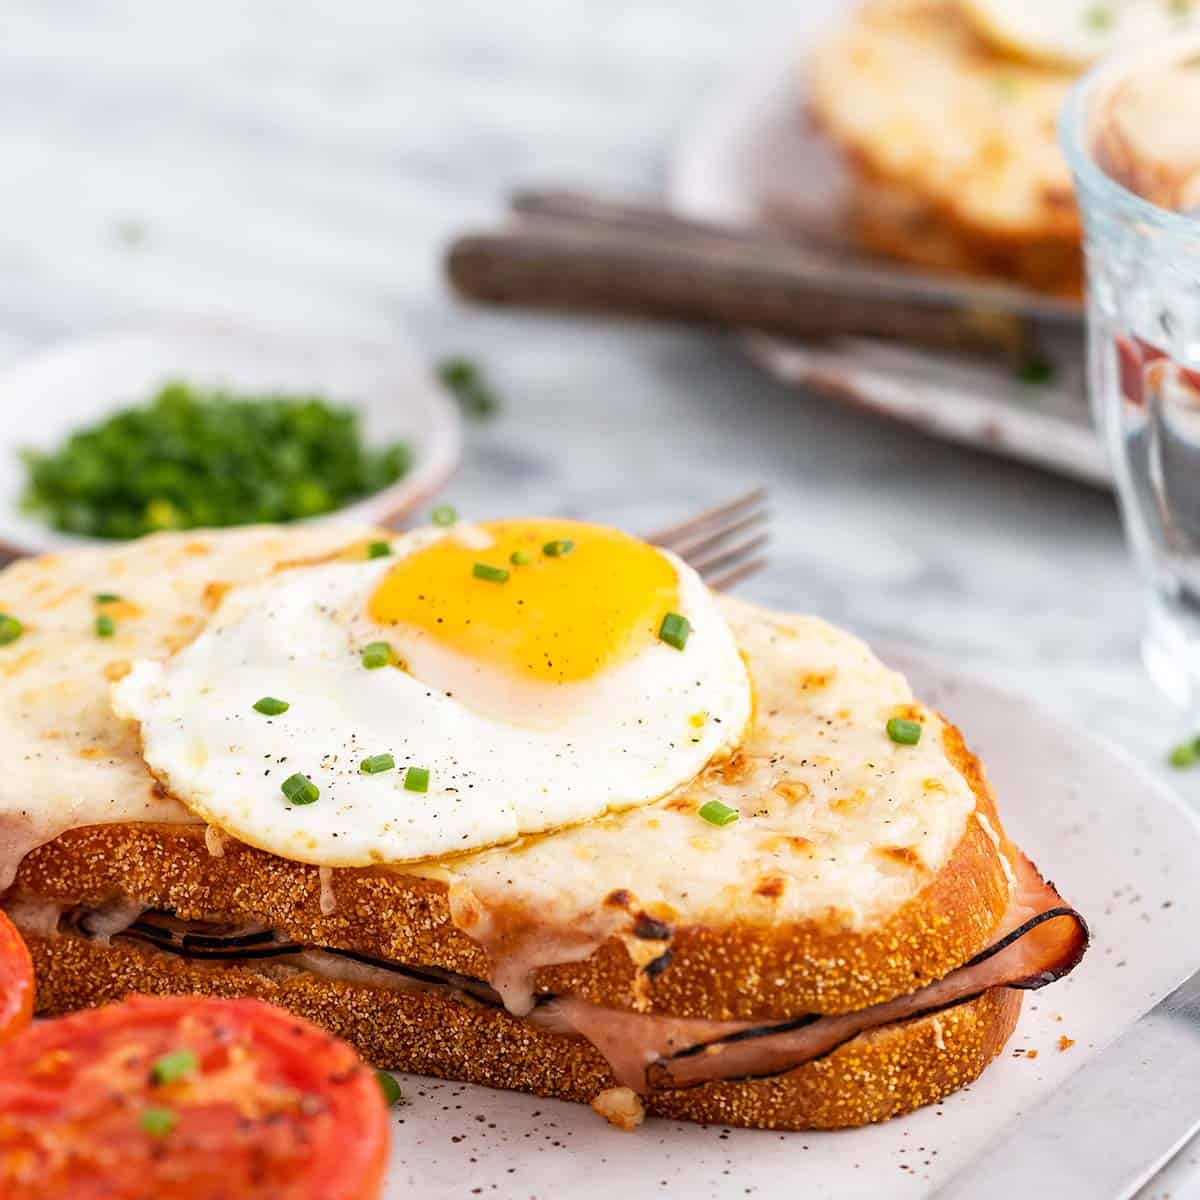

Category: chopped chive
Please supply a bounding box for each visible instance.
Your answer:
[95,614,116,639]
[437,357,500,421]
[93,592,122,604]
[510,549,532,566]
[1016,354,1056,385]
[367,540,391,559]
[658,612,691,651]
[376,1069,403,1106]
[361,641,395,670]
[698,800,739,827]
[0,614,22,646]
[473,562,509,584]
[542,539,575,558]
[1168,740,1198,769]
[140,1106,177,1137]
[281,773,319,805]
[150,1049,197,1086]
[1085,4,1113,28]
[886,717,923,746]
[404,766,430,793]
[253,696,289,717]
[360,753,396,775]
[431,504,457,527]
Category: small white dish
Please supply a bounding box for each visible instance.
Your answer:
[0,321,462,556]
[376,649,1200,1198]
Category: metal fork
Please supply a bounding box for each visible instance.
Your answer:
[646,488,768,590]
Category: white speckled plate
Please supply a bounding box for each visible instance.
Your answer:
[0,321,462,556]
[667,38,1107,489]
[378,648,1200,1199]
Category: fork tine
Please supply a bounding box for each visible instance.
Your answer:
[666,508,769,562]
[688,532,770,577]
[646,488,767,550]
[705,556,768,591]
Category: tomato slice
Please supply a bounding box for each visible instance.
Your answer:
[0,995,390,1200]
[0,910,33,1045]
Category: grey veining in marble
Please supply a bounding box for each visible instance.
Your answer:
[0,1,1195,1193]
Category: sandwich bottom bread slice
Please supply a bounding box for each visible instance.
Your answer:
[0,525,1087,1131]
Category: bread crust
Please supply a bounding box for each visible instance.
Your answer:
[22,930,1022,1131]
[10,722,1013,1021]
[837,159,1083,298]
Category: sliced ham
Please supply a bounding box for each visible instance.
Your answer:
[544,849,1087,1092]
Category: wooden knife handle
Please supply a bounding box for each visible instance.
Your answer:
[446,223,1051,359]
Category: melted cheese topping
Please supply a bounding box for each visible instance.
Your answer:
[0,530,978,942]
[369,519,680,683]
[0,526,365,889]
[809,0,1077,240]
[435,601,977,938]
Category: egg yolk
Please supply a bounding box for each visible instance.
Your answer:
[368,519,681,683]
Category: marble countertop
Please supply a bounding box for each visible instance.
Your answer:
[0,1,1194,1194]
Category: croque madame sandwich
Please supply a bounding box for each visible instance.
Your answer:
[0,518,1086,1130]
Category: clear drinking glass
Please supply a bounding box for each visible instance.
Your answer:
[1062,37,1200,707]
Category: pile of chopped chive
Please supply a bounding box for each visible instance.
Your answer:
[20,380,412,539]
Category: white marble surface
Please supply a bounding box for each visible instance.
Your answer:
[1,1,1195,1194]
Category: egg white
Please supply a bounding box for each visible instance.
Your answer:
[112,528,752,865]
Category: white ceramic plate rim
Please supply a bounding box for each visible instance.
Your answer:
[375,644,1200,1198]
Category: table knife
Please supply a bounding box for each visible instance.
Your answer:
[446,189,1082,365]
[933,968,1200,1200]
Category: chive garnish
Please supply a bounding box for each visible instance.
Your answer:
[361,642,395,670]
[431,504,458,527]
[404,766,430,793]
[473,562,509,584]
[253,697,289,717]
[94,592,122,604]
[1168,740,1198,769]
[367,540,391,559]
[150,1049,198,1086]
[1016,354,1056,385]
[281,773,319,805]
[437,358,500,421]
[20,381,411,539]
[698,800,739,827]
[360,753,396,775]
[0,614,22,646]
[658,612,691,651]
[95,614,116,639]
[510,549,531,566]
[542,539,575,558]
[376,1069,403,1106]
[140,1106,177,1137]
[886,717,922,745]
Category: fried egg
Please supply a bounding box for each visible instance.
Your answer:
[112,519,752,865]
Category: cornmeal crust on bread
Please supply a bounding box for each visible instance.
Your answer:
[807,0,1082,296]
[0,526,1083,1129]
[24,930,1022,1131]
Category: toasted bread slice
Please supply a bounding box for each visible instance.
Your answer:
[807,0,1082,295]
[23,929,1022,1131]
[0,525,1088,1130]
[1,528,1015,1021]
